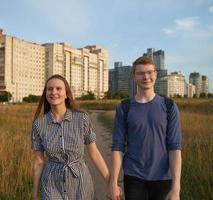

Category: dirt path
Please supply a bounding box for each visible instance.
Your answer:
[84,110,113,200]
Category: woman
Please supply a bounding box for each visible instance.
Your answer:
[32,74,110,200]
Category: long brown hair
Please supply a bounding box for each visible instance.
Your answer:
[33,74,80,121]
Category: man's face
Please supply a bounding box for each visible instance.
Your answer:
[132,64,157,91]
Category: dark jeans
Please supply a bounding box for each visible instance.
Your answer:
[124,175,172,200]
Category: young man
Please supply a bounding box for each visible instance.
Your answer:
[108,56,182,200]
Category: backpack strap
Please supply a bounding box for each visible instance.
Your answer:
[164,97,174,121]
[121,98,130,134]
[121,97,174,135]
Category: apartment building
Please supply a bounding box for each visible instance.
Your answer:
[185,83,196,98]
[189,72,209,97]
[159,71,185,97]
[0,30,45,102]
[0,30,108,101]
[43,43,108,98]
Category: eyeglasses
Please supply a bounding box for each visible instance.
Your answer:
[135,70,156,77]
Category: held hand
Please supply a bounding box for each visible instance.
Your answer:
[118,186,123,200]
[107,184,123,200]
[165,189,180,200]
[32,193,40,200]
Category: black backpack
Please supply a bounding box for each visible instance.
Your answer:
[121,97,174,134]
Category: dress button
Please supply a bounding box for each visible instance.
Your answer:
[64,190,66,193]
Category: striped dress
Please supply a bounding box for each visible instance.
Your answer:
[32,109,96,200]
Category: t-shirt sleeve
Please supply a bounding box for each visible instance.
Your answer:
[31,120,44,152]
[112,104,126,153]
[83,113,96,144]
[166,102,182,151]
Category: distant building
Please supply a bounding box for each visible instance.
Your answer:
[109,62,135,97]
[185,83,196,98]
[159,71,185,97]
[0,29,108,101]
[0,31,46,102]
[43,43,108,99]
[143,48,167,94]
[189,72,209,97]
[143,48,165,70]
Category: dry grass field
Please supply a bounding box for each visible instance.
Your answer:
[99,99,213,200]
[0,99,212,199]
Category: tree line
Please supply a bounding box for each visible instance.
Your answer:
[0,90,213,103]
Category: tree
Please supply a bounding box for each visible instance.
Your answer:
[103,90,113,99]
[23,94,41,102]
[207,93,213,98]
[199,93,207,98]
[0,91,12,102]
[113,91,129,99]
[79,91,96,100]
[193,94,197,98]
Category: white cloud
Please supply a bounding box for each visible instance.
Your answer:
[175,17,199,30]
[162,17,213,38]
[209,6,213,13]
[30,0,92,36]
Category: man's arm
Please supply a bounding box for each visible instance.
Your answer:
[108,151,123,200]
[166,150,182,200]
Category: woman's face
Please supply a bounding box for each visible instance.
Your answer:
[46,78,67,107]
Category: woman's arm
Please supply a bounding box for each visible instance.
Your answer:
[86,143,110,184]
[32,151,45,200]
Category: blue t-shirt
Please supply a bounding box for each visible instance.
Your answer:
[112,94,182,181]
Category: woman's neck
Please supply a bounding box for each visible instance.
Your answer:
[51,105,67,122]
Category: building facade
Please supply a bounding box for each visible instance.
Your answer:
[189,72,209,97]
[143,48,167,94]
[0,30,108,101]
[159,71,185,97]
[143,48,165,70]
[43,43,108,98]
[185,83,196,98]
[0,31,45,102]
[109,62,135,97]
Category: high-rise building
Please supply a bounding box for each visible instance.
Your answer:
[143,48,165,70]
[143,48,167,94]
[189,72,209,97]
[0,31,45,102]
[43,43,108,98]
[185,83,196,98]
[109,62,135,97]
[201,75,209,95]
[0,30,108,101]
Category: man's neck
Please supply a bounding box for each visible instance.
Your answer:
[135,89,156,103]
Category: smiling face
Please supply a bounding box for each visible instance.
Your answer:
[132,63,157,91]
[46,78,67,107]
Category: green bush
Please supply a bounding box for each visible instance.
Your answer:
[23,95,41,103]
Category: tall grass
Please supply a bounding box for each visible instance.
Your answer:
[98,99,213,200]
[0,104,36,199]
[0,99,212,199]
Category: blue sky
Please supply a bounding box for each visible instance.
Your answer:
[1,0,213,92]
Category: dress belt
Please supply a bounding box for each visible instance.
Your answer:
[48,158,83,179]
